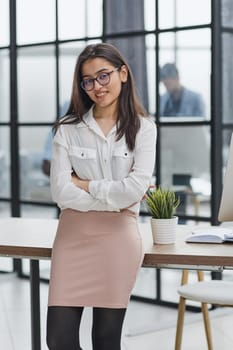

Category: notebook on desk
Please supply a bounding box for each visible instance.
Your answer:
[186,227,233,243]
[186,133,233,244]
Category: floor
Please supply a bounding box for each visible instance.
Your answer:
[1,260,233,350]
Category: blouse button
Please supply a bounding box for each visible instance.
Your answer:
[81,152,84,157]
[124,152,128,156]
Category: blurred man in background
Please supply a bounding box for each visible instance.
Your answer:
[160,63,205,117]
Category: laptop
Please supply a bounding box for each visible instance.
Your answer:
[218,133,233,222]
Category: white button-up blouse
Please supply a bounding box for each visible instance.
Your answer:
[50,107,157,214]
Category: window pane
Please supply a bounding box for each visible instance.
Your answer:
[86,0,103,37]
[159,0,176,29]
[0,0,9,46]
[176,30,211,120]
[0,257,13,272]
[146,35,156,115]
[0,202,10,217]
[19,126,53,202]
[222,33,233,123]
[58,0,102,40]
[0,49,10,122]
[159,29,211,120]
[159,32,176,64]
[0,199,13,273]
[105,0,145,34]
[17,0,56,44]
[223,129,233,167]
[144,0,156,31]
[176,0,211,27]
[18,46,56,123]
[160,125,211,218]
[161,270,181,302]
[21,204,57,218]
[159,0,211,29]
[222,0,233,28]
[0,127,10,198]
[177,28,210,48]
[133,268,156,299]
[133,215,156,298]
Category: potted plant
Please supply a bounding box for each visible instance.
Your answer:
[146,187,180,244]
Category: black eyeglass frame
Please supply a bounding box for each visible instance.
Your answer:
[80,67,120,91]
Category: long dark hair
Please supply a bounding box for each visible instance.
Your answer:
[55,43,147,150]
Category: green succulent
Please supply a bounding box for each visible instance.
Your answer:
[146,187,180,219]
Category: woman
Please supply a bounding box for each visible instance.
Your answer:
[47,43,156,350]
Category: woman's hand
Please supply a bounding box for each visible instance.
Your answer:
[71,172,90,193]
[142,185,156,200]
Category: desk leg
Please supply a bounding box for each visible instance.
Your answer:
[30,260,41,350]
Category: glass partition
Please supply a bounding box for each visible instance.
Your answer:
[0,127,10,198]
[16,0,56,44]
[58,0,103,40]
[0,257,13,272]
[19,126,53,202]
[160,125,211,218]
[0,201,12,271]
[159,29,211,120]
[21,204,57,218]
[146,34,156,115]
[222,0,233,27]
[144,0,156,31]
[158,0,176,29]
[133,268,156,299]
[18,46,56,123]
[0,0,9,47]
[176,0,211,27]
[0,202,10,217]
[223,129,233,167]
[105,0,145,34]
[222,33,233,124]
[159,0,211,29]
[159,32,176,66]
[0,49,10,122]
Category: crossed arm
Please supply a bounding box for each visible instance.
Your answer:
[51,120,156,211]
[71,173,90,192]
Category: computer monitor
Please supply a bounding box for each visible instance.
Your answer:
[218,133,233,222]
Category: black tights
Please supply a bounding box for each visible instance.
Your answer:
[46,306,126,350]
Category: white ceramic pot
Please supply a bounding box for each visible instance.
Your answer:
[150,216,178,244]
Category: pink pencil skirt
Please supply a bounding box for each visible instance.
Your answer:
[48,209,144,308]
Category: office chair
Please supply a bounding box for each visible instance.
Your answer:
[175,270,233,350]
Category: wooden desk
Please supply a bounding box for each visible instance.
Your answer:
[1,218,233,350]
[141,224,233,271]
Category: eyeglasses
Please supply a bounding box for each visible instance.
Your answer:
[80,67,120,91]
